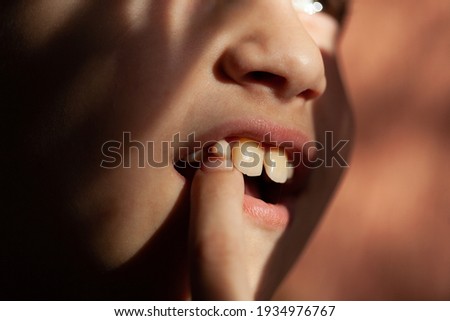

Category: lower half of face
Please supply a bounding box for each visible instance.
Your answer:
[1,0,347,299]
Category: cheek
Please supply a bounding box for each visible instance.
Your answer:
[73,165,187,268]
[15,0,86,49]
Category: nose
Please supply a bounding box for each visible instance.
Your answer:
[219,1,326,101]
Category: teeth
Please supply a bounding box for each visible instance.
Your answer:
[185,138,294,183]
[209,139,231,160]
[186,139,232,165]
[232,138,264,177]
[287,165,295,180]
[264,148,291,184]
[208,139,233,169]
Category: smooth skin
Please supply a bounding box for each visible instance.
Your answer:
[0,1,351,299]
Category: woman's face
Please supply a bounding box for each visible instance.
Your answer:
[2,0,349,299]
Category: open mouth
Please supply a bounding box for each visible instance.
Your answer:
[174,136,311,228]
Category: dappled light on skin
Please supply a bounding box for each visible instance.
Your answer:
[16,0,87,50]
[1,0,351,300]
[126,0,152,31]
[1,0,238,299]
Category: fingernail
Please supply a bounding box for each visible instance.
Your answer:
[201,140,233,172]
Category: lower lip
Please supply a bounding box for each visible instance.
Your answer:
[243,194,290,230]
[174,161,293,230]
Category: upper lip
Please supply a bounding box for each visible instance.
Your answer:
[173,117,312,162]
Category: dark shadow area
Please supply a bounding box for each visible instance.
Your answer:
[0,0,227,299]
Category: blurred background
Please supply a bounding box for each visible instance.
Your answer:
[275,0,450,300]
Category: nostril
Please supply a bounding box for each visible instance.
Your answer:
[299,88,320,100]
[244,71,287,89]
[245,71,319,100]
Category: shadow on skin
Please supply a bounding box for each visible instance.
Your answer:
[0,0,225,299]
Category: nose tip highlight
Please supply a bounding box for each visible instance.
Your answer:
[275,53,326,100]
[220,38,325,101]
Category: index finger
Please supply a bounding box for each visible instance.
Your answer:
[189,163,250,300]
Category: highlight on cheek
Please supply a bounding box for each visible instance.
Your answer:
[126,0,152,31]
[17,0,87,49]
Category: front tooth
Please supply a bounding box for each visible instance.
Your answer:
[287,164,294,180]
[264,148,290,183]
[187,139,231,164]
[208,139,233,169]
[209,139,231,160]
[232,138,264,177]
